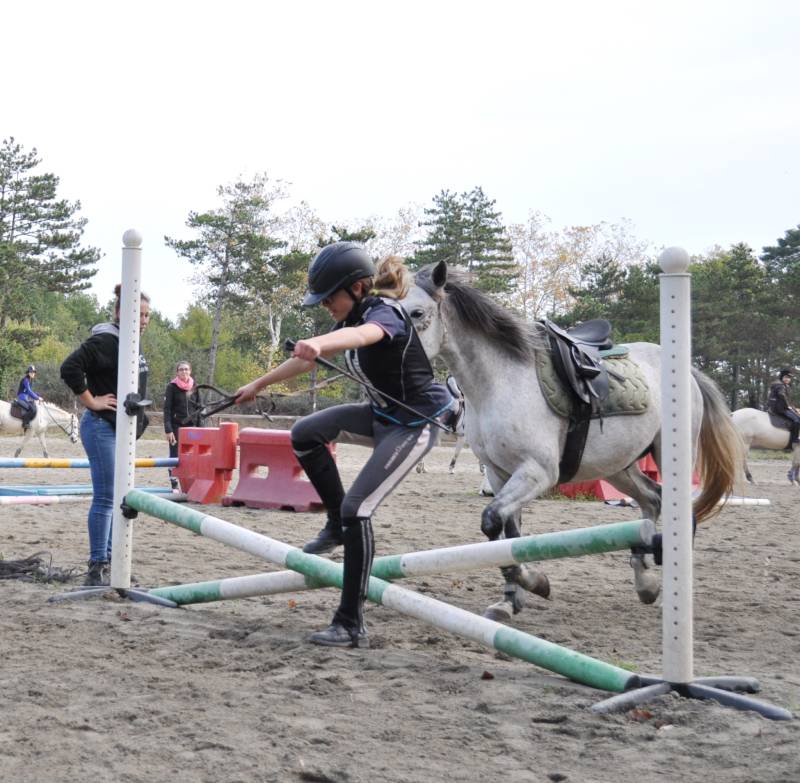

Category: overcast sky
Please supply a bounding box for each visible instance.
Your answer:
[6,1,799,320]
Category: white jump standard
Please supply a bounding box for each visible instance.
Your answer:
[590,247,791,721]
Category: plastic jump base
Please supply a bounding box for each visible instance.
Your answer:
[223,428,331,512]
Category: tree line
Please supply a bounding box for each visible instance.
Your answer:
[1,136,797,413]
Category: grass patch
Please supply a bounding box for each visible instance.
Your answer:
[749,448,792,462]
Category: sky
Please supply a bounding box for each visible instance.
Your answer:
[5,0,799,320]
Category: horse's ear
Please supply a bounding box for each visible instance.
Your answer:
[432,260,447,289]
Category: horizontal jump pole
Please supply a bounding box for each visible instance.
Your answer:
[126,489,640,694]
[0,485,180,497]
[150,518,655,606]
[0,492,188,507]
[0,458,178,469]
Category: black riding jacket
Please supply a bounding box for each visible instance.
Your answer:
[60,323,149,430]
[337,296,451,426]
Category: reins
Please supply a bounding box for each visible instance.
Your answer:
[41,403,77,438]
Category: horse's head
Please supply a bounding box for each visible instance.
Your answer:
[402,261,449,360]
[68,412,79,444]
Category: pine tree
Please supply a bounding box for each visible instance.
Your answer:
[0,137,100,390]
[412,187,515,294]
[0,137,100,327]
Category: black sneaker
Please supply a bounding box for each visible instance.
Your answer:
[84,560,110,587]
[308,622,369,648]
[302,527,343,554]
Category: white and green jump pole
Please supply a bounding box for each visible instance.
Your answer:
[149,518,655,606]
[126,488,639,694]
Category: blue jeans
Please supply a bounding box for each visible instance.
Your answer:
[80,411,116,561]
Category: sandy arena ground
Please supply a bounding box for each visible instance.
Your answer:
[1,432,798,783]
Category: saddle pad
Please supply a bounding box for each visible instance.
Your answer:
[768,412,793,431]
[536,348,650,419]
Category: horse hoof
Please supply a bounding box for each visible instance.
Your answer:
[415,463,425,474]
[633,569,661,604]
[631,555,661,605]
[483,602,513,623]
[516,569,551,599]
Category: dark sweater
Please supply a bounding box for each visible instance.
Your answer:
[60,323,149,430]
[163,381,199,433]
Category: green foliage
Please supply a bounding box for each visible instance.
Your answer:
[412,187,516,294]
[165,174,286,384]
[0,137,100,326]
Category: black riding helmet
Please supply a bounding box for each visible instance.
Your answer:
[779,368,794,380]
[303,242,376,306]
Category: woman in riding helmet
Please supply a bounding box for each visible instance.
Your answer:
[235,242,455,648]
[16,365,42,430]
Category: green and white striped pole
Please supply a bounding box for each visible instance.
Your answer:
[150,518,654,606]
[127,489,639,694]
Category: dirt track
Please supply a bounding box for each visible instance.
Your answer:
[1,433,798,783]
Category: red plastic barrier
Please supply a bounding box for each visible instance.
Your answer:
[174,423,239,504]
[223,428,333,512]
[558,455,699,500]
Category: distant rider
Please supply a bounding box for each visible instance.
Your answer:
[767,368,800,447]
[16,365,42,430]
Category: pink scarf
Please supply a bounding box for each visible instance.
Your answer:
[171,376,195,392]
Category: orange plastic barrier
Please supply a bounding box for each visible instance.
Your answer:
[174,423,239,504]
[223,428,333,512]
[558,455,699,500]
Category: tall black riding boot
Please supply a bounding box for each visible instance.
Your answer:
[309,517,373,648]
[293,441,346,554]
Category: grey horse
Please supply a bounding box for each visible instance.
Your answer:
[401,262,743,622]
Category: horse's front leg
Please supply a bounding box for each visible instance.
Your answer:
[480,463,551,623]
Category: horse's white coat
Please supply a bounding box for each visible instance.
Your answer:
[0,401,79,457]
[731,407,800,485]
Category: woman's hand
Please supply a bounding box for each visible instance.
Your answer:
[235,381,261,404]
[90,394,117,412]
[166,432,176,446]
[292,338,322,363]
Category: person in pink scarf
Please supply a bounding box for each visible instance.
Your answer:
[163,360,199,490]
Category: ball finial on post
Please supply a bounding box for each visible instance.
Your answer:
[122,229,143,248]
[659,246,690,274]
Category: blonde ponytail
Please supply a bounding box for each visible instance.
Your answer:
[371,255,411,300]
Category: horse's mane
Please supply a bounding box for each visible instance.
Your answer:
[441,272,543,363]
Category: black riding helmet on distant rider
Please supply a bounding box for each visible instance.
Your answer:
[302,242,376,306]
[779,368,794,380]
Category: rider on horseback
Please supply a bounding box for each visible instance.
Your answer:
[16,365,41,431]
[767,368,800,447]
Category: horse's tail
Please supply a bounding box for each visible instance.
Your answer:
[692,369,745,523]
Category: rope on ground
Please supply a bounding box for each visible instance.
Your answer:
[0,551,78,583]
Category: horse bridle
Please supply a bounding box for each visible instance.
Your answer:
[41,403,78,439]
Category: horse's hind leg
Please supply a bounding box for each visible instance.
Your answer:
[480,464,551,623]
[448,436,466,473]
[13,428,33,458]
[606,464,662,605]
